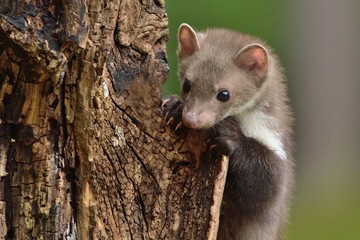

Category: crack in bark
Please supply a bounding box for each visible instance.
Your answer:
[109,94,141,128]
[59,71,68,155]
[127,142,160,192]
[100,142,135,240]
[113,145,146,239]
[137,188,150,237]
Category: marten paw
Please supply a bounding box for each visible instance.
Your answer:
[208,117,242,157]
[208,137,237,158]
[161,96,185,133]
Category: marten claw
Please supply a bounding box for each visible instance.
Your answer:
[209,144,217,150]
[175,121,183,131]
[166,117,174,126]
[164,111,170,121]
[161,98,171,109]
[161,96,185,134]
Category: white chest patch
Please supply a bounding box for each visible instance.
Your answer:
[236,110,287,160]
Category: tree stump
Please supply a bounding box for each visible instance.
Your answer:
[0,1,228,239]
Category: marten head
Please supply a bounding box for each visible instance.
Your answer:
[177,24,270,129]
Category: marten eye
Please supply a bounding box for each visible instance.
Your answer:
[217,90,230,102]
[182,79,191,93]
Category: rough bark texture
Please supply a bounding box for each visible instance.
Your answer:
[0,1,227,239]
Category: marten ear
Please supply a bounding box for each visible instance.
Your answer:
[233,44,268,79]
[178,23,200,59]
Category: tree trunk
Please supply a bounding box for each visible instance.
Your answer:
[0,1,228,239]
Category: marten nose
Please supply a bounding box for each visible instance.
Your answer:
[182,112,199,129]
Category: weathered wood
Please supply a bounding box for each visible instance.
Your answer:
[0,0,227,239]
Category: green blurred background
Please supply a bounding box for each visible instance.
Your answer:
[163,0,360,239]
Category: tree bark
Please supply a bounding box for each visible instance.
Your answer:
[0,1,228,239]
